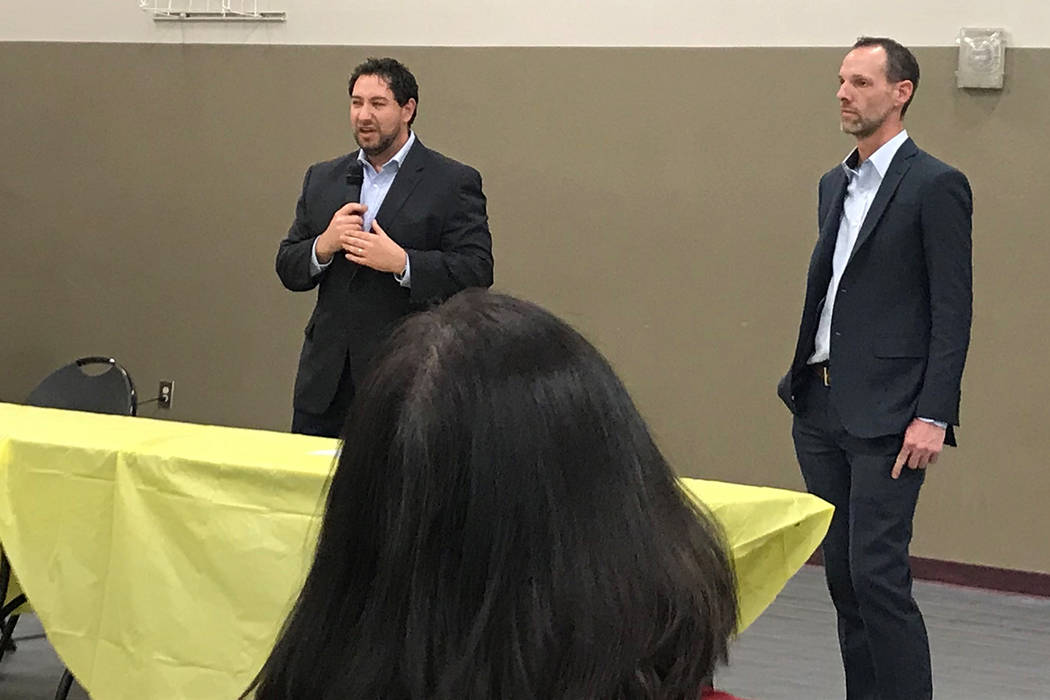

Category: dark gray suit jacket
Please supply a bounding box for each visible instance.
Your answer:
[778,138,972,444]
[277,139,493,414]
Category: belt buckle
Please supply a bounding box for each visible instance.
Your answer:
[821,365,830,387]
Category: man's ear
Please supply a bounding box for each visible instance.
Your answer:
[896,80,914,109]
[402,98,417,125]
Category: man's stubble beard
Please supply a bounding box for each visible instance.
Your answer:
[840,104,894,140]
[356,130,397,157]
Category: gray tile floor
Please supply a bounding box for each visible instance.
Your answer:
[717,565,1050,699]
[2,565,1048,699]
[0,613,88,700]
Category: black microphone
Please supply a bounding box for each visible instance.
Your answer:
[345,162,364,187]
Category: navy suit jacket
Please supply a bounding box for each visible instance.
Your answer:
[778,138,972,444]
[277,139,493,414]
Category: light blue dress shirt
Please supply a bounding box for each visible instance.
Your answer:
[310,131,416,287]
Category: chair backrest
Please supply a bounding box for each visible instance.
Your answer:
[25,357,137,416]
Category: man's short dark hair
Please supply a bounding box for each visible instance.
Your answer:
[348,57,419,126]
[853,37,920,118]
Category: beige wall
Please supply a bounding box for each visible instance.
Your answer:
[1,43,1047,573]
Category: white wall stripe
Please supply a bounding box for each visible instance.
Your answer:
[3,1,1050,48]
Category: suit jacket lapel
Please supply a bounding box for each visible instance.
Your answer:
[820,170,848,244]
[812,169,848,292]
[793,170,848,367]
[846,138,917,267]
[373,139,426,232]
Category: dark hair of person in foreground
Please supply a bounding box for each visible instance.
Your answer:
[244,290,738,699]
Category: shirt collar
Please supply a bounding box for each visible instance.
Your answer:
[357,130,416,172]
[841,128,909,179]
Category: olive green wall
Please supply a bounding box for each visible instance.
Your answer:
[1,43,1047,573]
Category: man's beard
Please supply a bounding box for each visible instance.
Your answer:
[356,129,397,157]
[840,106,892,139]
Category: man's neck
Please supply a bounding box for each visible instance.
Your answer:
[366,132,410,172]
[855,122,904,163]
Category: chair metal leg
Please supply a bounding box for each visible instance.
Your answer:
[1,549,26,663]
[0,613,19,662]
[1,549,29,663]
[55,668,75,700]
[0,593,27,621]
[0,551,10,604]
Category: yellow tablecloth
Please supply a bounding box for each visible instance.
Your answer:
[0,402,831,700]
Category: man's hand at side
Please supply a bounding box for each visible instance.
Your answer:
[892,418,946,479]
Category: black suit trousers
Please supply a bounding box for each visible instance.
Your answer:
[291,352,355,438]
[792,370,931,700]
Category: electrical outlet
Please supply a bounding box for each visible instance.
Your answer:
[158,380,174,409]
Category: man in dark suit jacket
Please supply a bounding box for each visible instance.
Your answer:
[778,38,972,700]
[278,58,493,437]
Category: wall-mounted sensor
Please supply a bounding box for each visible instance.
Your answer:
[957,28,1006,89]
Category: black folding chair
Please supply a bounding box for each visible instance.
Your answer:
[0,554,25,661]
[1,357,137,697]
[25,356,137,416]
